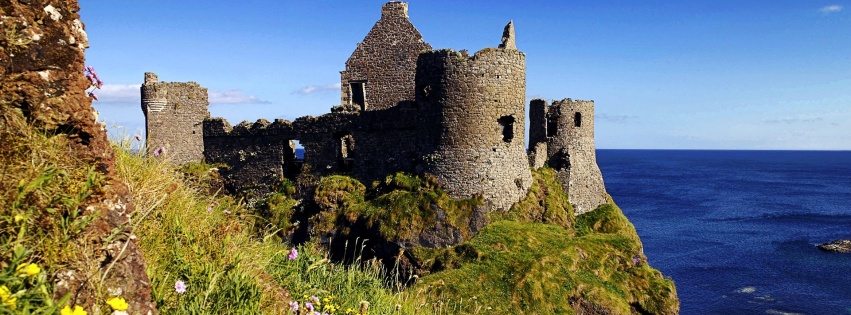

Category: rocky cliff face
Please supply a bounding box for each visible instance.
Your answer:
[1,1,156,313]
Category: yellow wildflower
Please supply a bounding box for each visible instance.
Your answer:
[60,305,87,315]
[0,285,17,310]
[106,297,129,311]
[16,263,40,277]
[14,214,25,223]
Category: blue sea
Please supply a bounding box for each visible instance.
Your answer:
[597,150,851,315]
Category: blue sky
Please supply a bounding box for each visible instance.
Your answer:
[80,1,850,150]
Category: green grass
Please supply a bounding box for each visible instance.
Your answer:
[313,173,483,243]
[114,141,404,314]
[406,203,679,315]
[0,110,103,313]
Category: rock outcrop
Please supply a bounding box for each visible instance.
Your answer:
[817,239,851,253]
[1,1,156,313]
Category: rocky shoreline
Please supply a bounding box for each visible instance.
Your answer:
[817,240,851,253]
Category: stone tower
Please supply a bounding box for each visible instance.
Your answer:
[141,72,210,164]
[529,98,607,214]
[340,1,432,111]
[415,22,532,210]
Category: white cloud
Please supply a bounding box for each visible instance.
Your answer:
[819,5,843,14]
[94,84,141,103]
[764,116,825,124]
[209,90,270,104]
[294,83,341,95]
[597,113,637,123]
[94,84,268,105]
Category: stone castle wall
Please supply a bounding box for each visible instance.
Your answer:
[202,118,296,195]
[416,45,532,210]
[530,98,607,214]
[146,1,609,216]
[141,72,209,164]
[340,1,431,111]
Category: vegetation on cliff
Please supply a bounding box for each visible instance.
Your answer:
[1,130,677,314]
[295,167,679,314]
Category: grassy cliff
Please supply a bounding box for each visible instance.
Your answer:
[1,134,677,314]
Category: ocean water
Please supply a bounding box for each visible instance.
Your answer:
[597,150,851,315]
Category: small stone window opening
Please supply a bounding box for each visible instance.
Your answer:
[350,82,366,111]
[574,112,582,128]
[498,115,515,143]
[284,139,303,179]
[337,133,355,172]
[547,115,558,137]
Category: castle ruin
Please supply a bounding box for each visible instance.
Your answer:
[142,2,607,214]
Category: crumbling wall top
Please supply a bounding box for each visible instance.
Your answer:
[382,1,408,18]
[499,20,516,50]
[144,72,158,83]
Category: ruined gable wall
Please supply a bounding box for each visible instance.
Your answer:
[546,99,607,214]
[416,47,532,210]
[340,1,432,111]
[142,72,209,164]
[203,118,295,196]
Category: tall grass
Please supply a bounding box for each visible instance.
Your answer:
[0,111,101,313]
[113,139,406,314]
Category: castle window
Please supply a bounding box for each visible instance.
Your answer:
[574,112,582,128]
[350,82,366,111]
[336,132,355,172]
[284,139,303,179]
[547,115,558,137]
[498,115,515,143]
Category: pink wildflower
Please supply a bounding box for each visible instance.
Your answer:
[287,248,298,261]
[153,146,165,157]
[223,209,232,215]
[288,301,299,312]
[88,91,98,101]
[206,201,218,212]
[309,296,319,304]
[174,280,186,294]
[305,302,314,312]
[134,134,142,141]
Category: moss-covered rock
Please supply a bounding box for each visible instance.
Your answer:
[406,203,679,315]
[497,167,575,232]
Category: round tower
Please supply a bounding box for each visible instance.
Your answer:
[415,23,532,210]
[141,72,168,153]
[547,98,607,215]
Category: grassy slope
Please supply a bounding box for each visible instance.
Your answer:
[2,126,677,314]
[408,204,678,314]
[312,168,678,314]
[114,144,402,314]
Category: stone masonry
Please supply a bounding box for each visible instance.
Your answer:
[141,72,209,164]
[145,1,608,214]
[340,2,431,111]
[416,45,532,210]
[529,98,608,214]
